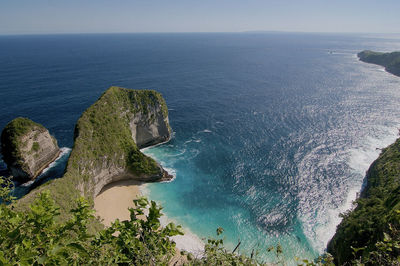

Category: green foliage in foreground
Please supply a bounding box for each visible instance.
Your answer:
[189,227,268,265]
[1,177,330,265]
[358,50,400,77]
[3,175,398,265]
[0,177,183,265]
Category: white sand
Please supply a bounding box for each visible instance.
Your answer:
[94,179,142,226]
[94,179,205,256]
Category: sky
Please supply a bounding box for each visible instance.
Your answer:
[0,0,399,35]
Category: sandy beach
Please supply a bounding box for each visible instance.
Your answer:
[94,178,205,258]
[94,179,143,226]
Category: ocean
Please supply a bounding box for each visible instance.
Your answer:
[1,32,400,263]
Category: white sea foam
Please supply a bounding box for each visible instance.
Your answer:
[348,132,398,176]
[140,132,175,153]
[138,183,149,196]
[161,167,177,183]
[141,145,204,253]
[202,129,212,133]
[41,147,71,175]
[140,184,205,255]
[312,125,399,252]
[159,214,205,255]
[184,138,202,145]
[313,186,360,252]
[20,180,35,187]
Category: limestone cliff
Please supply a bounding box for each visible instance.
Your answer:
[1,117,60,182]
[15,87,172,216]
[130,107,171,149]
[67,86,172,197]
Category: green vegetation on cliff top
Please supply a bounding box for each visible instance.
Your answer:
[328,137,400,264]
[1,117,46,169]
[68,86,164,183]
[358,50,400,77]
[14,87,170,223]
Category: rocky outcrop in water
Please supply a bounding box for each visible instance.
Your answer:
[1,117,60,182]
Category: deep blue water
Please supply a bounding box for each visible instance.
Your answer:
[1,33,400,263]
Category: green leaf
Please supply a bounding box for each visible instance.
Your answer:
[384,232,392,242]
[67,242,88,254]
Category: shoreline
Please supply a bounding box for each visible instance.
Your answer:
[141,184,205,255]
[93,178,205,254]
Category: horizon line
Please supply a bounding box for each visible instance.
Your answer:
[1,30,400,37]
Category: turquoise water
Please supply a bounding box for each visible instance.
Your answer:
[1,33,400,263]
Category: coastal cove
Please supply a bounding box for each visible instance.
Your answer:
[2,33,400,263]
[93,179,205,254]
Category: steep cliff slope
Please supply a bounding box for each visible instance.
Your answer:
[67,86,172,197]
[328,138,400,264]
[16,87,172,218]
[327,52,400,264]
[1,117,60,182]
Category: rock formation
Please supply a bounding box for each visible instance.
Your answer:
[130,106,171,149]
[1,117,60,182]
[14,86,172,221]
[66,86,172,197]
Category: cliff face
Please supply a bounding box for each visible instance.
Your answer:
[130,108,171,149]
[67,86,172,197]
[328,138,400,264]
[1,117,60,182]
[14,86,172,224]
[327,52,400,264]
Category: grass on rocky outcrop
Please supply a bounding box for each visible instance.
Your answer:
[1,117,46,170]
[14,87,169,227]
[66,87,165,185]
